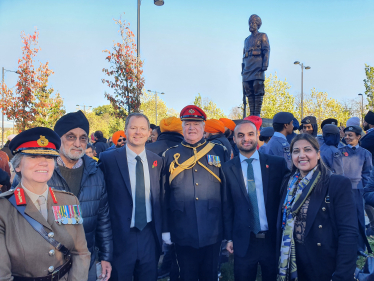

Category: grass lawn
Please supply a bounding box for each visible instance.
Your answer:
[159,237,374,281]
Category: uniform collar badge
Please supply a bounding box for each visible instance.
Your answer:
[15,187,26,205]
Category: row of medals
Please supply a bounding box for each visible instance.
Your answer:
[207,155,221,168]
[52,205,83,225]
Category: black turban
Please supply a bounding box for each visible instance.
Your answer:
[54,110,90,137]
[365,111,374,125]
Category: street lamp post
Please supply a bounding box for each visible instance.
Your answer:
[294,61,311,120]
[2,67,20,146]
[76,104,92,113]
[358,93,364,125]
[148,90,164,125]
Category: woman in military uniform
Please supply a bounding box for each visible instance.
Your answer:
[0,127,90,281]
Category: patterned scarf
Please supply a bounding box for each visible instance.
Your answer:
[277,166,321,281]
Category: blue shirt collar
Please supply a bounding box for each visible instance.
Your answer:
[239,150,259,163]
[273,132,287,140]
[348,144,360,149]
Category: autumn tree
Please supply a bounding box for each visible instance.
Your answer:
[139,91,177,125]
[0,30,65,130]
[364,64,374,110]
[193,93,227,119]
[102,14,145,118]
[93,104,126,135]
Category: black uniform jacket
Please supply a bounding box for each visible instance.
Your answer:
[222,153,288,258]
[276,172,358,281]
[162,138,226,248]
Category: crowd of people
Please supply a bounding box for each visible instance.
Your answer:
[1,105,374,281]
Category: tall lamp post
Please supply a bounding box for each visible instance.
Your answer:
[2,67,20,146]
[148,90,164,125]
[358,93,364,125]
[294,61,311,120]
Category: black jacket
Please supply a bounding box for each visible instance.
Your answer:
[1,141,13,161]
[361,130,374,164]
[222,153,288,258]
[146,132,184,156]
[48,155,112,267]
[94,137,109,158]
[276,172,358,281]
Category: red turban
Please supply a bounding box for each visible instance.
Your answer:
[219,118,236,131]
[204,119,225,134]
[244,116,262,130]
[112,131,126,145]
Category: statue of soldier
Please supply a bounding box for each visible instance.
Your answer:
[242,14,270,117]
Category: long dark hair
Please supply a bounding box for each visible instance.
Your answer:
[290,133,330,192]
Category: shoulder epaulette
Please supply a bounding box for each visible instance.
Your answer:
[162,145,179,157]
[0,189,15,198]
[210,142,227,151]
[51,188,75,196]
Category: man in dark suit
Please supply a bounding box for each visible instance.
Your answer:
[223,119,289,281]
[99,112,163,281]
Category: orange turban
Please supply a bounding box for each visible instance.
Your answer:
[219,118,236,131]
[205,119,225,134]
[159,117,183,135]
[244,116,262,130]
[112,130,126,145]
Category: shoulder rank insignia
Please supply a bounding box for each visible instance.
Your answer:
[15,187,26,205]
[162,144,179,157]
[210,142,227,151]
[207,155,221,168]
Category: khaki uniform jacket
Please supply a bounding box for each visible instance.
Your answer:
[0,187,90,281]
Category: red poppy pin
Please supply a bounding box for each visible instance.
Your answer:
[344,152,349,157]
[266,165,269,168]
[152,160,157,168]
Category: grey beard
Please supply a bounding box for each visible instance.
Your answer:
[60,145,85,160]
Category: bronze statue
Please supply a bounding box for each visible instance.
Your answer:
[242,14,270,117]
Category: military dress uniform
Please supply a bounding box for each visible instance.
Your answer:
[162,105,226,281]
[340,126,373,252]
[0,127,90,281]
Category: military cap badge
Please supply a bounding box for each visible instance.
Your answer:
[37,135,49,147]
[188,109,195,114]
[306,119,310,124]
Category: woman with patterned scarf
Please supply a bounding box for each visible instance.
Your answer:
[276,133,358,281]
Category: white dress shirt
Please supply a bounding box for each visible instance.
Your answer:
[239,150,268,231]
[126,144,152,227]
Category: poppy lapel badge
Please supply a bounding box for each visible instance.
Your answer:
[152,160,157,168]
[266,164,269,168]
[344,152,349,157]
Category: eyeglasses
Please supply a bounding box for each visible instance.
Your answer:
[65,135,88,143]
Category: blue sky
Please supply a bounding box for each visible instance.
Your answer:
[1,0,373,125]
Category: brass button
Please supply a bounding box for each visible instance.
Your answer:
[196,183,199,186]
[319,225,322,229]
[49,250,55,256]
[48,266,55,273]
[322,207,326,211]
[47,232,54,238]
[196,197,198,200]
[317,243,321,246]
[195,169,198,172]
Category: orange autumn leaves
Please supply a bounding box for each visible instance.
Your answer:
[102,14,145,118]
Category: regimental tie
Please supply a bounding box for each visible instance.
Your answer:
[245,158,261,234]
[37,195,48,221]
[135,156,147,231]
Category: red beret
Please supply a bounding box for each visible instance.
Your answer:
[244,116,262,130]
[180,105,207,121]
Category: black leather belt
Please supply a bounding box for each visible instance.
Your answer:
[13,258,72,281]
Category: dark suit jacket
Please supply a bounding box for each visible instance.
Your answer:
[361,129,374,164]
[99,146,163,255]
[276,173,358,281]
[222,152,289,258]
